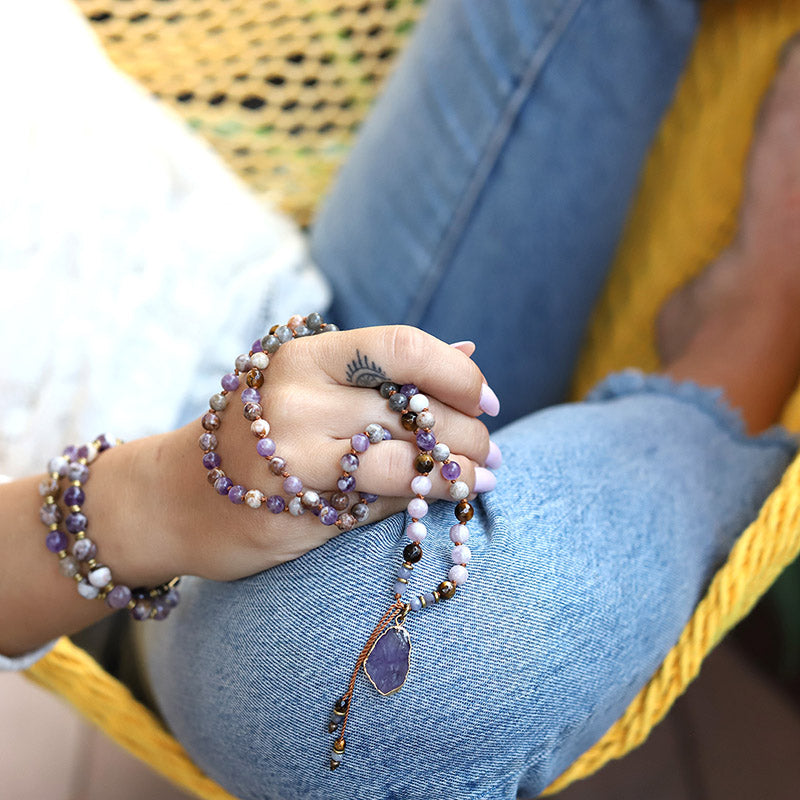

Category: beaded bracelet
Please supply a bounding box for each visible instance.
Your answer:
[39,436,180,620]
[198,313,478,771]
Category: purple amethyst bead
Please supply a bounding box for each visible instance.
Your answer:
[66,512,88,534]
[202,452,222,470]
[63,445,79,460]
[215,476,233,495]
[350,433,370,453]
[441,461,462,481]
[228,484,246,504]
[152,600,170,620]
[241,387,261,404]
[251,338,263,352]
[337,474,356,493]
[320,506,339,526]
[400,383,419,397]
[45,530,68,553]
[97,434,112,452]
[221,372,240,392]
[131,600,151,621]
[283,475,303,494]
[106,584,132,610]
[63,485,85,507]
[256,438,276,458]
[67,462,90,483]
[360,492,379,504]
[340,453,359,473]
[266,495,286,514]
[165,588,181,608]
[382,428,392,440]
[415,430,436,451]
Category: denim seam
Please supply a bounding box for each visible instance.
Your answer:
[402,0,587,327]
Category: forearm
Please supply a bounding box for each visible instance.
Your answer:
[0,436,178,658]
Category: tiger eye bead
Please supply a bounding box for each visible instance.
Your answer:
[330,492,350,511]
[437,580,457,600]
[403,542,423,563]
[414,453,434,474]
[401,412,418,431]
[455,500,474,523]
[246,369,264,388]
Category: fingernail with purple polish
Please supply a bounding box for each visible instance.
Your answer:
[479,383,500,417]
[485,441,503,470]
[473,467,497,494]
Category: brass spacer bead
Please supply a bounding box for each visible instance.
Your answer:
[432,591,440,603]
[69,505,80,513]
[86,558,98,569]
[73,573,83,583]
[419,595,427,608]
[403,562,414,570]
[45,495,55,504]
[57,550,67,559]
[333,738,346,753]
[126,599,137,611]
[75,531,85,540]
[49,523,58,532]
[396,577,408,585]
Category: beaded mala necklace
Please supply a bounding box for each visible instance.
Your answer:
[200,314,475,772]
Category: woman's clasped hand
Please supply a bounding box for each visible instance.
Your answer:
[109,325,501,586]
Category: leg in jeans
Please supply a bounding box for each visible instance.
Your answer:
[311,0,699,429]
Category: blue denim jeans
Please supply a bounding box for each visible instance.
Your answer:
[138,2,797,798]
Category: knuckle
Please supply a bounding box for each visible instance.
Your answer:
[384,324,427,364]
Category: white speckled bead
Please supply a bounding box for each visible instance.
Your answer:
[365,423,385,444]
[88,566,112,588]
[288,496,305,516]
[407,498,428,518]
[210,392,228,411]
[431,443,450,462]
[235,353,252,372]
[48,456,69,476]
[449,481,470,501]
[406,521,427,542]
[410,475,432,496]
[451,544,472,564]
[408,394,428,413]
[59,555,80,578]
[83,443,99,463]
[449,524,470,544]
[415,410,435,430]
[250,419,270,437]
[245,489,265,509]
[301,490,320,508]
[77,579,100,600]
[448,565,469,586]
[251,351,269,370]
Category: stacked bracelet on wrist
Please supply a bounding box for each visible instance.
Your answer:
[39,435,180,621]
[197,313,477,771]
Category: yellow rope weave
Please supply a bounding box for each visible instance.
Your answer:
[23,1,800,797]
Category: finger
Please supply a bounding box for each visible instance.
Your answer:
[450,340,476,357]
[315,385,492,467]
[286,325,500,418]
[271,437,496,502]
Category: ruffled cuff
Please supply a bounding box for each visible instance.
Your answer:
[0,639,57,671]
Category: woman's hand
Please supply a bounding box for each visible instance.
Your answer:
[125,325,500,583]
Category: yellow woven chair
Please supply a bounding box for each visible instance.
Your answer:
[25,0,800,796]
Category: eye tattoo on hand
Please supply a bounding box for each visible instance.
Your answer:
[346,350,389,388]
